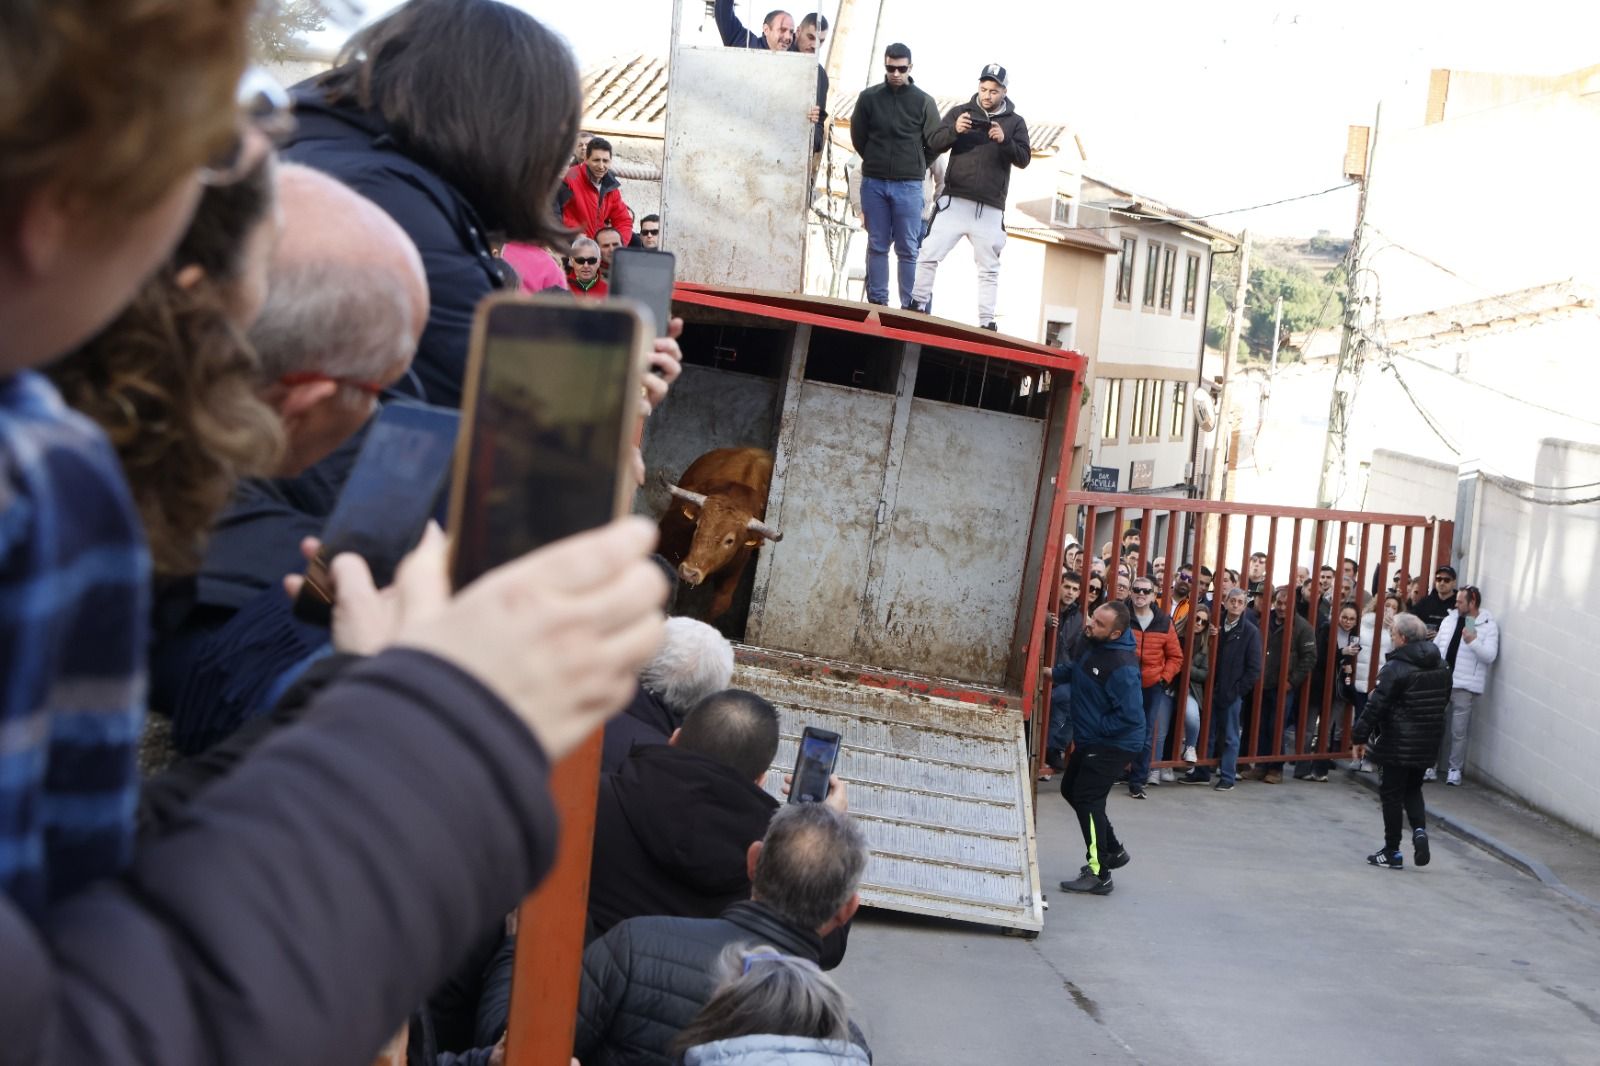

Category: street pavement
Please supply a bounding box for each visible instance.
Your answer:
[834,770,1600,1065]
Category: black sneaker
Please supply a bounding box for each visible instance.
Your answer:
[1178,768,1211,785]
[1212,779,1235,792]
[1127,783,1147,800]
[1104,847,1130,870]
[1413,828,1431,867]
[1367,849,1404,870]
[1060,871,1114,895]
[981,322,999,331]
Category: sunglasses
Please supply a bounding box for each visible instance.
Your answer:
[572,256,600,265]
[641,228,661,236]
[1132,586,1155,595]
[1089,583,1103,592]
[885,63,910,73]
[1435,575,1454,583]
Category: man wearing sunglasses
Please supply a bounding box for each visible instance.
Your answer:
[630,213,663,250]
[1411,565,1457,637]
[1125,579,1185,795]
[567,236,609,298]
[849,44,941,310]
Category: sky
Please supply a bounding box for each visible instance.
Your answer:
[321,0,1600,237]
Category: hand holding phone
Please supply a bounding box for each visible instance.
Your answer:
[789,726,843,805]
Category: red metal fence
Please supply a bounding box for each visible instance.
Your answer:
[1035,493,1454,778]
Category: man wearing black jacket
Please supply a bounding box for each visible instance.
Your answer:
[1352,613,1452,869]
[911,64,1031,330]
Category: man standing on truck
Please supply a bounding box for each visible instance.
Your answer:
[1053,602,1145,896]
[713,2,827,153]
[910,63,1031,330]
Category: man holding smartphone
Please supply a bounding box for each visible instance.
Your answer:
[911,63,1031,330]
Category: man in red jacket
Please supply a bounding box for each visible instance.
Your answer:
[1125,577,1186,796]
[558,136,634,244]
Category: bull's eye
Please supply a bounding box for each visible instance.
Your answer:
[681,506,697,520]
[723,534,736,547]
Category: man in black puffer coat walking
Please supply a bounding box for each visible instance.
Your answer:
[1351,613,1452,870]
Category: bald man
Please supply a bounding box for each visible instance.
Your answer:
[253,163,430,475]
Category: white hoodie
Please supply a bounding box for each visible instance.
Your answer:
[1435,608,1499,694]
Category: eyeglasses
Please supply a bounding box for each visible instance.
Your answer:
[277,371,387,399]
[201,66,295,187]
[572,256,600,266]
[641,228,661,236]
[885,64,910,73]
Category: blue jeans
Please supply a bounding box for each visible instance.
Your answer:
[1213,697,1243,784]
[860,177,924,307]
[1183,695,1201,752]
[1129,685,1174,783]
[1047,683,1073,754]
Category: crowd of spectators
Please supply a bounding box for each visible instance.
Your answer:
[0,1,875,1062]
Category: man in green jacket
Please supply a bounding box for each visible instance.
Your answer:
[849,42,941,309]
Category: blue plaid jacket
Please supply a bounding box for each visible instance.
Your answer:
[0,371,148,920]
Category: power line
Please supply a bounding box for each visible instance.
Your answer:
[1364,227,1564,321]
[1074,181,1358,234]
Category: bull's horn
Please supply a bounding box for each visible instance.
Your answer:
[669,484,709,508]
[747,517,783,542]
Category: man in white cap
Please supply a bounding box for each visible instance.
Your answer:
[911,63,1031,330]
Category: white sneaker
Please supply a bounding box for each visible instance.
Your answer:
[1160,768,1177,783]
[1182,745,1198,764]
[1358,759,1376,773]
[1146,769,1161,786]
[1447,770,1462,786]
[1423,767,1437,782]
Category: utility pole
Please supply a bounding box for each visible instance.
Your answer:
[1268,294,1284,382]
[1207,228,1251,503]
[1319,103,1381,508]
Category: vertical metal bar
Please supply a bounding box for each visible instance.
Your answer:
[1419,521,1436,605]
[1290,516,1309,761]
[1400,524,1416,609]
[1199,509,1229,769]
[1161,507,1181,607]
[1365,523,1393,692]
[1266,515,1291,764]
[504,733,603,1066]
[1334,518,1355,758]
[1109,506,1125,593]
[1436,520,1455,576]
[1139,505,1155,582]
[1311,519,1335,757]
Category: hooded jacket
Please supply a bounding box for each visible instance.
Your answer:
[280,86,504,409]
[557,162,634,244]
[1059,627,1145,751]
[849,78,941,181]
[685,1035,871,1065]
[1434,608,1499,694]
[587,745,776,940]
[924,95,1031,210]
[1351,639,1452,766]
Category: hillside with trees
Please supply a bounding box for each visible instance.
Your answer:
[1207,232,1348,363]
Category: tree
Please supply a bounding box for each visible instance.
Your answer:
[249,0,329,62]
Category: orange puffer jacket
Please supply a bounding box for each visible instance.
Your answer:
[1128,604,1186,690]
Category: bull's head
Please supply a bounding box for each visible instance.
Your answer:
[669,484,782,587]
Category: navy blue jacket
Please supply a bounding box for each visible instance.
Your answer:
[1059,628,1144,752]
[281,86,505,409]
[1210,615,1264,709]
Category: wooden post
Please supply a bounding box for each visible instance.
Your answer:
[503,732,605,1066]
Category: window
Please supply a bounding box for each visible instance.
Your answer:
[1146,381,1165,437]
[1101,379,1122,440]
[1170,383,1188,437]
[1052,194,1075,225]
[1160,246,1177,310]
[1045,319,1075,349]
[1183,253,1201,315]
[1115,237,1136,304]
[1142,243,1160,308]
[1129,379,1146,439]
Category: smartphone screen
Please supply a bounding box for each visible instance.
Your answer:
[448,294,646,589]
[609,248,676,338]
[294,401,461,624]
[789,726,843,805]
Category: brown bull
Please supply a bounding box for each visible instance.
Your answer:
[656,447,782,620]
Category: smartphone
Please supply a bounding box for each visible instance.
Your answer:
[609,247,676,338]
[293,401,461,625]
[789,726,843,805]
[447,293,648,589]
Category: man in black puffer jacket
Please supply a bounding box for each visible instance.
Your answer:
[911,63,1031,330]
[572,804,872,1066]
[1352,613,1452,870]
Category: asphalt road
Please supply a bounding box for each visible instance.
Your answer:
[834,773,1600,1065]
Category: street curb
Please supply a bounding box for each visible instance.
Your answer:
[1347,770,1600,915]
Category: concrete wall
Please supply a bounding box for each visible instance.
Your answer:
[1363,449,1458,522]
[1460,438,1600,837]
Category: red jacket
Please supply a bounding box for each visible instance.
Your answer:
[1129,605,1185,689]
[557,163,633,244]
[568,272,609,300]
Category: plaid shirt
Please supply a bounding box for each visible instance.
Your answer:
[0,371,149,921]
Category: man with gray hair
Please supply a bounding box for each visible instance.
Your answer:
[1352,612,1452,869]
[602,616,735,773]
[568,235,608,298]
[573,802,871,1066]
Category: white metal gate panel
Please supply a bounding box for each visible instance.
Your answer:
[738,657,1044,933]
[855,398,1047,684]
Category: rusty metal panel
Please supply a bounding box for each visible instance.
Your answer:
[637,364,781,519]
[856,398,1047,684]
[739,660,1044,932]
[661,47,814,290]
[754,383,893,661]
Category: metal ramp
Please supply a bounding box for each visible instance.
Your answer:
[737,656,1044,934]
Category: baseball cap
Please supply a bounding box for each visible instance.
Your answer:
[1434,565,1457,579]
[979,63,1008,87]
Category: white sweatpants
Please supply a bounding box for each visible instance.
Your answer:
[911,195,1007,325]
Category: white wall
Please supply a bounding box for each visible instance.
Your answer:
[1461,439,1600,837]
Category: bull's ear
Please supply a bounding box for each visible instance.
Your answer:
[681,505,698,520]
